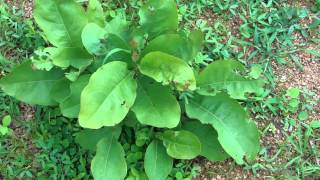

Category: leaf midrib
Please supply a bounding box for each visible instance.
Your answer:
[90,71,132,121]
[137,81,162,120]
[53,1,74,46]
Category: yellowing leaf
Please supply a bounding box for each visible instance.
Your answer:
[139,52,196,91]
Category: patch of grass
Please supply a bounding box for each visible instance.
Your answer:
[246,87,320,178]
[0,0,45,61]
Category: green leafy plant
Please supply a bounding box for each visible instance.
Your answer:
[0,115,12,136]
[0,0,265,179]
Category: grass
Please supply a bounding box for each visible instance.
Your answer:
[0,0,319,179]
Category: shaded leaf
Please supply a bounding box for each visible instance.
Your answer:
[50,78,71,103]
[185,93,260,164]
[182,120,229,161]
[0,61,64,106]
[60,74,90,118]
[75,126,121,151]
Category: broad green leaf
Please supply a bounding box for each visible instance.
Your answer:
[160,130,201,159]
[0,61,64,106]
[82,22,131,65]
[139,52,196,91]
[87,0,105,27]
[141,34,193,62]
[182,120,229,161]
[197,60,264,99]
[139,0,178,38]
[60,74,90,118]
[50,78,71,103]
[82,23,107,55]
[185,93,260,164]
[105,16,131,42]
[91,137,127,180]
[75,126,121,151]
[144,140,173,180]
[132,77,180,128]
[50,47,92,69]
[34,0,87,47]
[79,61,137,129]
[34,0,92,69]
[189,30,204,58]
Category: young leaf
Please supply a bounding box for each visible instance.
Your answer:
[197,60,264,99]
[182,120,229,161]
[139,0,178,38]
[87,0,105,27]
[0,126,9,136]
[79,61,137,129]
[286,88,300,99]
[91,137,127,180]
[0,61,64,106]
[185,93,260,164]
[160,130,201,159]
[82,23,131,63]
[139,52,196,91]
[75,126,121,151]
[50,78,71,103]
[60,74,90,118]
[2,115,12,127]
[141,34,193,62]
[132,77,180,128]
[144,140,173,180]
[34,0,87,47]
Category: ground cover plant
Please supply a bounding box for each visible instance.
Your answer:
[0,0,319,179]
[0,0,266,179]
